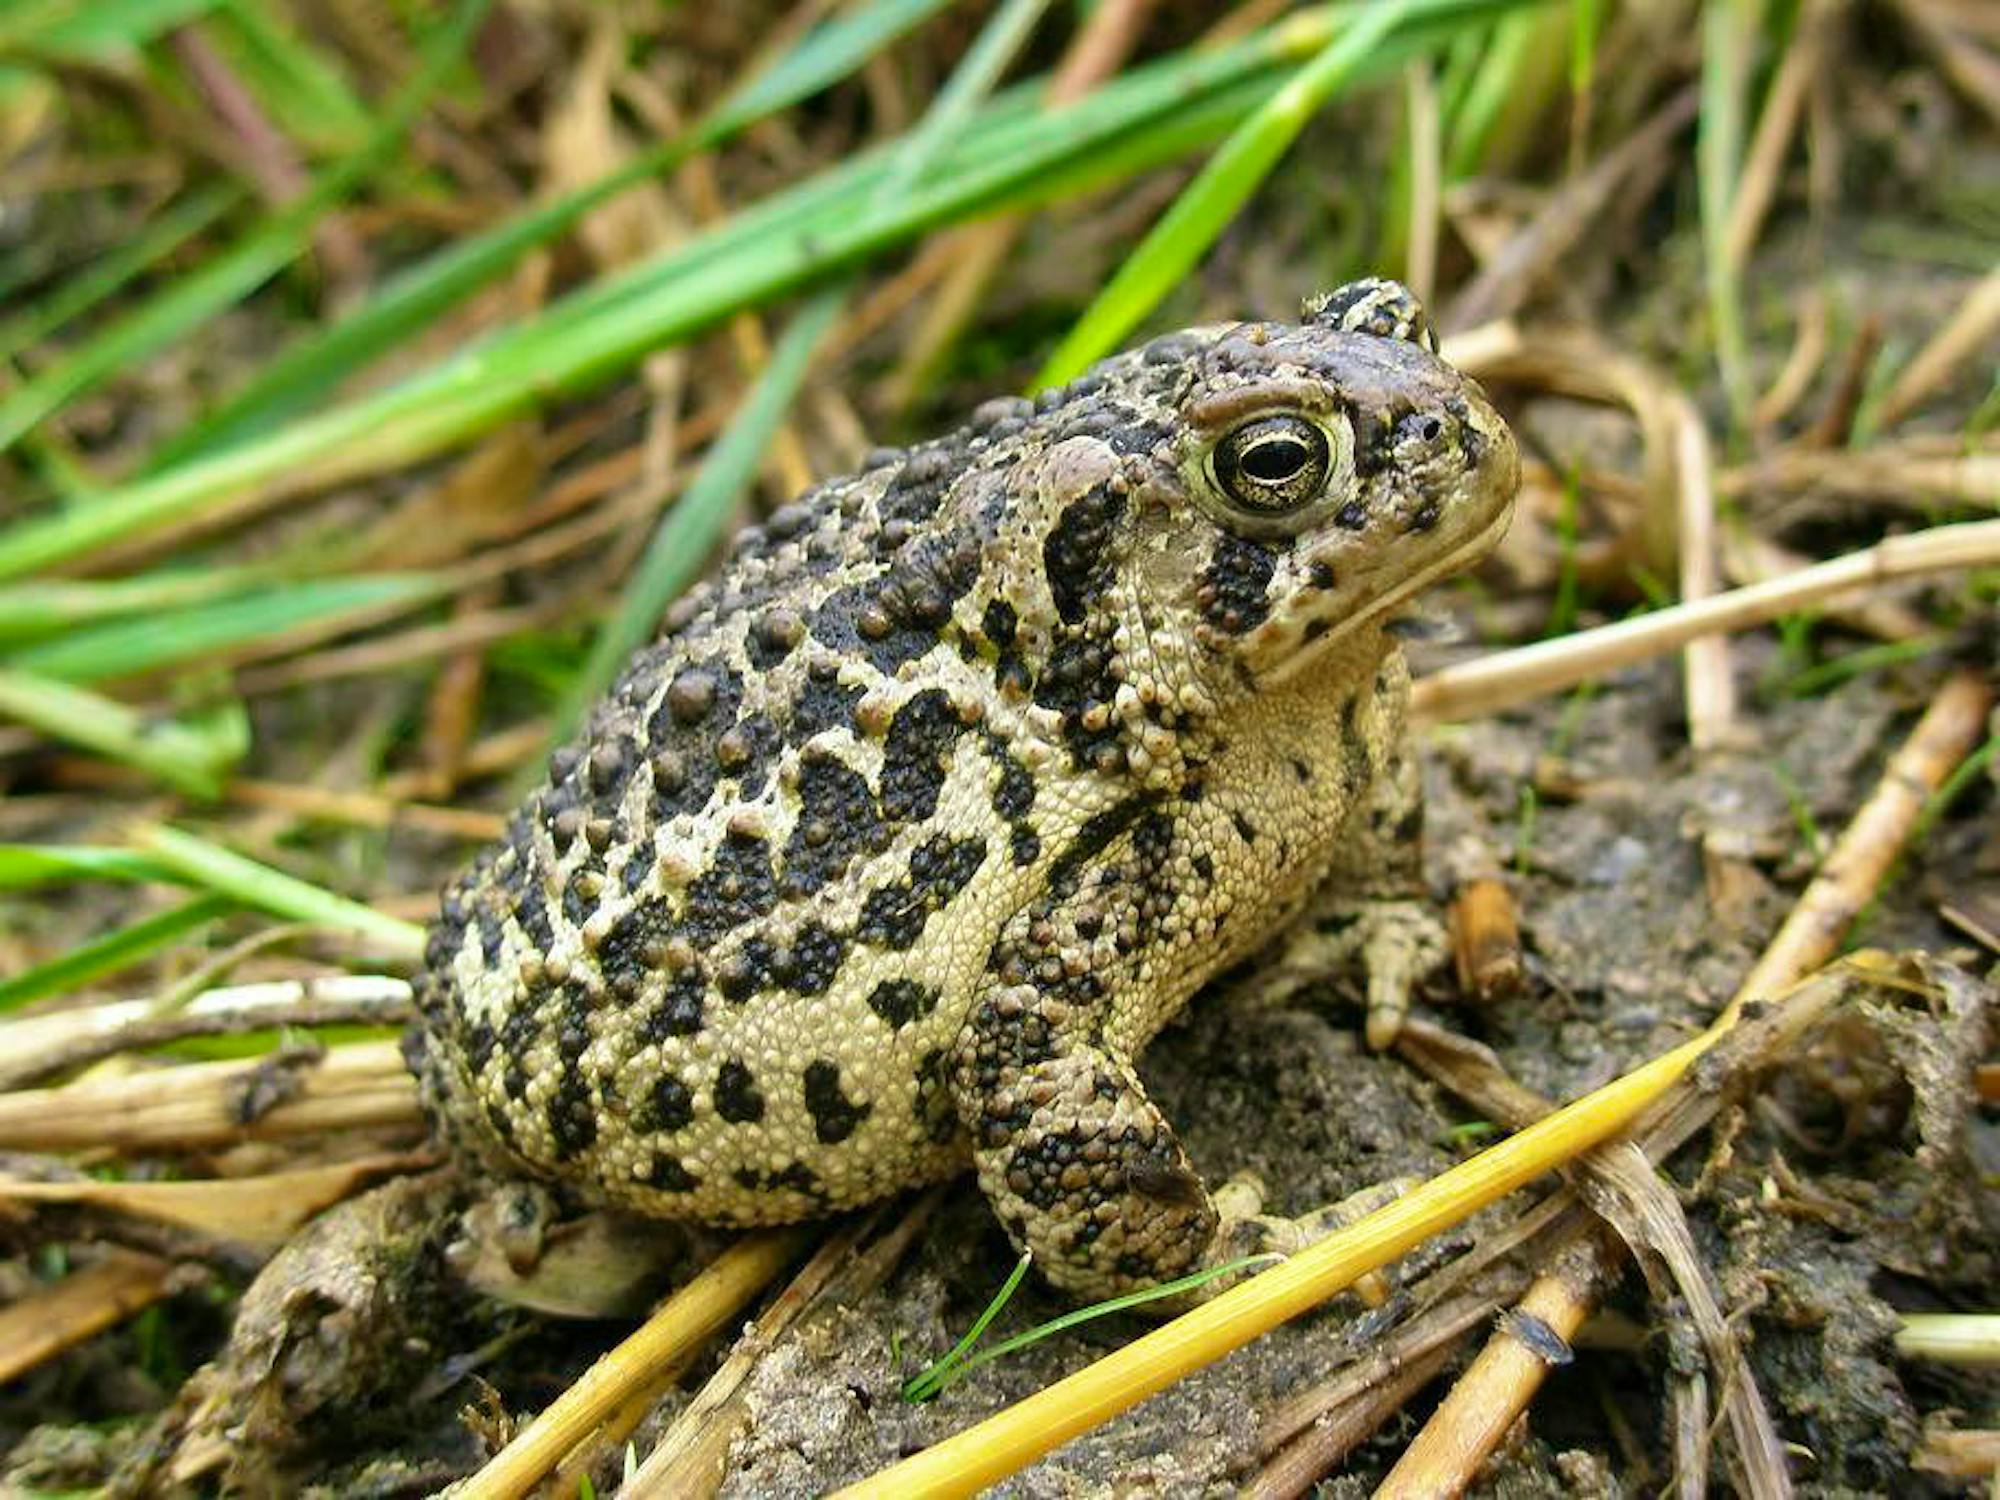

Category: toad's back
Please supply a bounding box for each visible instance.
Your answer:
[407,280,1519,1246]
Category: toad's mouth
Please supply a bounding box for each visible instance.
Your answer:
[1260,502,1514,687]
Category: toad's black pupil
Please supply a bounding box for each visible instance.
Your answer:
[1242,438,1309,481]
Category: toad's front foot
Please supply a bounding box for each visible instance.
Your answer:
[1243,897,1449,1049]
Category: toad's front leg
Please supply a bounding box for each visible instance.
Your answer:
[1243,721,1449,1048]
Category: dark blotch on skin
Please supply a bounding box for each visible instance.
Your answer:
[715,1058,766,1123]
[981,597,1018,652]
[648,1074,694,1133]
[856,834,988,950]
[732,1162,820,1196]
[780,921,847,996]
[782,753,881,897]
[682,830,778,946]
[1044,796,1154,902]
[785,662,864,747]
[1199,533,1278,634]
[803,1059,871,1145]
[866,977,939,1028]
[644,661,746,818]
[880,689,966,826]
[1042,482,1126,625]
[1339,697,1372,788]
[547,982,598,1159]
[640,1156,699,1191]
[641,968,706,1042]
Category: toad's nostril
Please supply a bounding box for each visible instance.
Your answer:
[1396,412,1447,448]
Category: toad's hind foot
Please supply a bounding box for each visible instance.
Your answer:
[955,983,1417,1306]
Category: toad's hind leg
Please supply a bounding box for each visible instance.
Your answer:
[951,984,1342,1304]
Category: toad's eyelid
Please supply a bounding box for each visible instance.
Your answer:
[1185,379,1339,432]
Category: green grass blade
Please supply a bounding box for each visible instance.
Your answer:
[8,573,446,682]
[875,0,1053,194]
[204,0,375,155]
[0,845,182,890]
[0,0,218,55]
[0,0,488,460]
[1699,0,1761,430]
[1444,12,1533,177]
[900,1253,1033,1403]
[0,183,240,369]
[147,0,959,468]
[0,894,232,1013]
[0,4,1507,583]
[0,669,239,796]
[1033,0,1417,389]
[710,0,959,131]
[0,568,275,644]
[131,823,425,955]
[904,1251,1281,1401]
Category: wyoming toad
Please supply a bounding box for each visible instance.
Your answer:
[407,280,1519,1301]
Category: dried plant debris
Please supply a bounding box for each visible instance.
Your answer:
[110,1170,472,1496]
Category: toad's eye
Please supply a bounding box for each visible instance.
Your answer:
[1210,415,1330,513]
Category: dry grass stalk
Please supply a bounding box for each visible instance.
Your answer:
[1374,1230,1627,1500]
[1245,1295,1503,1500]
[1246,1338,1463,1500]
[1671,392,1766,932]
[43,761,501,840]
[0,1151,430,1250]
[0,1247,179,1385]
[1388,1030,1792,1495]
[1449,327,1683,572]
[1448,877,1523,1001]
[1977,1062,2000,1104]
[1799,313,1883,449]
[454,1228,807,1500]
[1895,0,2000,127]
[1914,1426,2000,1479]
[1894,1314,2000,1367]
[1412,519,2000,724]
[1718,527,1929,642]
[1732,668,1990,1008]
[1872,265,2000,430]
[1721,0,1826,273]
[1378,957,1886,1497]
[1378,669,1992,1495]
[834,1026,1728,1498]
[1673,397,1736,754]
[0,1038,419,1151]
[0,975,410,1082]
[606,1194,942,1494]
[234,598,574,694]
[1444,89,1700,336]
[0,977,413,1090]
[1718,438,2000,506]
[225,776,506,840]
[1404,61,1441,308]
[1753,286,1830,431]
[620,1214,878,1496]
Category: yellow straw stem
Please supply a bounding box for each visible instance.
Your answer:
[835,1027,1720,1498]
[458,1228,805,1500]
